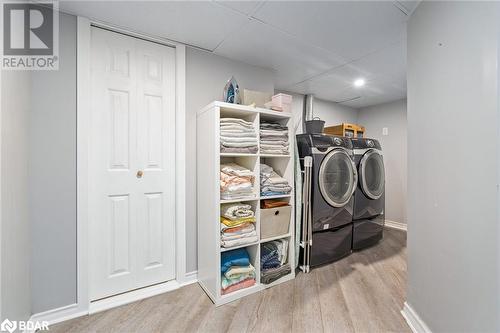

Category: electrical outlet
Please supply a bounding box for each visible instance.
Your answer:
[382,127,389,136]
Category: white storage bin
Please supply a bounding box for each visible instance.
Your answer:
[272,93,293,113]
[260,205,292,239]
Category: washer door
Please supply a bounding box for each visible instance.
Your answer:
[318,149,357,208]
[359,150,385,200]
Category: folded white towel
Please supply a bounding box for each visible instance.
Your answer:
[220,136,258,143]
[220,141,258,148]
[220,202,254,220]
[221,118,254,126]
[260,143,288,148]
[221,235,258,248]
[221,132,256,138]
[221,230,257,241]
[221,163,254,177]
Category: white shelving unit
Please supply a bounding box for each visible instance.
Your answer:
[197,101,295,306]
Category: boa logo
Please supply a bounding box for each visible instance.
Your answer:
[0,319,16,333]
[0,318,49,332]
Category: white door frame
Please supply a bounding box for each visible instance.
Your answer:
[76,17,187,314]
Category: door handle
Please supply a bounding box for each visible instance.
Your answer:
[136,170,144,178]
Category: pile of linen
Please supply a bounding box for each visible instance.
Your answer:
[261,239,291,284]
[220,163,255,200]
[220,118,258,154]
[221,248,256,295]
[260,122,289,155]
[220,202,257,248]
[260,163,292,197]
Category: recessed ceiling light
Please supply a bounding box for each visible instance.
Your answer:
[353,78,366,87]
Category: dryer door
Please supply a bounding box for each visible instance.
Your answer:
[318,149,357,208]
[359,150,385,200]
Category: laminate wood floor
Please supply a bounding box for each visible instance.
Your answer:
[49,228,409,333]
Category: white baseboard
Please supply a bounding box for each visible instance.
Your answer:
[183,270,198,286]
[25,303,87,333]
[89,279,181,314]
[401,302,432,333]
[26,274,198,331]
[385,219,407,231]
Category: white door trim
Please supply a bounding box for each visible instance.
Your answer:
[76,16,186,315]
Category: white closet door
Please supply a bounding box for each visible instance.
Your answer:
[89,27,176,301]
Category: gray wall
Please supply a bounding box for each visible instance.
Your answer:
[1,71,31,323]
[185,48,274,272]
[358,99,407,224]
[407,2,499,331]
[284,91,359,135]
[29,13,77,313]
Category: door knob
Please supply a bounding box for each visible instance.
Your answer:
[136,170,144,178]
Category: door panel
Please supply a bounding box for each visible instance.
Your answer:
[108,89,130,169]
[135,38,176,288]
[90,27,176,301]
[108,195,131,277]
[145,95,163,169]
[144,192,163,269]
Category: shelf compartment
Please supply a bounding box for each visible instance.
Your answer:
[221,156,259,200]
[220,200,259,252]
[260,156,293,199]
[259,117,292,156]
[260,204,291,241]
[219,105,259,121]
[220,244,259,296]
[260,238,292,285]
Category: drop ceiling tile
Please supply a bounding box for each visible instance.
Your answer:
[340,80,406,108]
[253,1,407,61]
[287,63,405,107]
[286,64,372,100]
[215,1,264,15]
[341,92,406,108]
[214,20,346,87]
[59,1,249,50]
[349,41,406,82]
[396,0,421,15]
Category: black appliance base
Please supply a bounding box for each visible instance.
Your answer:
[352,218,384,250]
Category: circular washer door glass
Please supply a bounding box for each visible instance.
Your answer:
[361,151,385,199]
[318,149,356,207]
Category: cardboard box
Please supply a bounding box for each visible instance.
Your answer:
[240,89,272,108]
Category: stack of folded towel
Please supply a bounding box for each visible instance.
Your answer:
[220,202,257,248]
[220,163,255,200]
[260,122,289,155]
[261,199,289,209]
[260,163,292,196]
[261,239,291,284]
[221,248,256,295]
[220,118,258,154]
